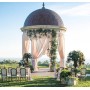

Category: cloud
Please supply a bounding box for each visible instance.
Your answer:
[48,3,90,16]
[61,3,90,16]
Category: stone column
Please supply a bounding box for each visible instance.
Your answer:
[22,31,30,56]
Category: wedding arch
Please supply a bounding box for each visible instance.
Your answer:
[21,3,66,71]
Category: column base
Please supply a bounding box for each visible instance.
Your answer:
[32,59,38,72]
[34,68,38,72]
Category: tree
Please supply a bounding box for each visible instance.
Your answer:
[23,53,32,67]
[67,50,85,76]
[38,60,49,66]
[78,51,85,66]
[38,61,42,66]
[86,63,90,69]
[43,60,49,65]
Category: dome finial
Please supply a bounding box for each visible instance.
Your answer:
[42,2,45,9]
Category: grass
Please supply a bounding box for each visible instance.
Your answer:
[0,64,49,69]
[0,64,18,74]
[73,76,90,87]
[0,76,66,87]
[38,66,49,68]
[0,76,90,87]
[0,64,18,69]
[0,64,90,87]
[86,69,90,74]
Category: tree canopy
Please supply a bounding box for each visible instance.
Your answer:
[67,50,85,68]
[23,53,32,67]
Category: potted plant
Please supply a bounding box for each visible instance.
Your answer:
[67,50,85,77]
[60,68,78,86]
[68,76,78,86]
[66,50,85,86]
[67,68,79,86]
[60,69,71,84]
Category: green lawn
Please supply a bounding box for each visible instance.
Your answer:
[0,76,90,87]
[0,64,90,87]
[73,76,90,87]
[86,69,90,74]
[0,64,49,69]
[0,64,18,69]
[0,76,66,87]
[38,66,49,68]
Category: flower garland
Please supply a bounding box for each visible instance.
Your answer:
[27,28,52,39]
[50,30,57,71]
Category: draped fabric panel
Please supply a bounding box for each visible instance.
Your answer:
[31,36,50,71]
[22,31,65,71]
[58,32,65,67]
[31,36,49,59]
[22,32,30,56]
[37,37,50,57]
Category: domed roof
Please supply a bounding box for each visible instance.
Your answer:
[24,4,64,27]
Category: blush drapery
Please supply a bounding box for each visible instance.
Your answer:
[22,31,65,71]
[22,32,30,56]
[58,32,65,67]
[31,36,50,71]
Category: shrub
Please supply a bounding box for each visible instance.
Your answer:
[60,69,71,78]
[60,69,71,84]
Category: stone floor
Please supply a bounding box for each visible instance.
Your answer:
[31,68,90,77]
[31,68,55,77]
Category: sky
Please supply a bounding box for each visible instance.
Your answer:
[0,2,90,63]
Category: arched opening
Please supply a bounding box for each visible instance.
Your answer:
[22,28,66,71]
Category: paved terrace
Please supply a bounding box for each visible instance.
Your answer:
[31,68,55,77]
[31,68,90,77]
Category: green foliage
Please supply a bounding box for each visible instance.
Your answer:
[60,69,71,78]
[23,53,32,60]
[60,69,72,84]
[0,63,19,69]
[23,53,32,67]
[67,50,85,77]
[27,28,52,38]
[50,30,57,71]
[67,50,85,68]
[38,61,42,65]
[73,76,90,87]
[0,59,18,64]
[38,60,49,67]
[56,62,60,69]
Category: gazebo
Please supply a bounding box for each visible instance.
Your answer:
[21,3,66,71]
